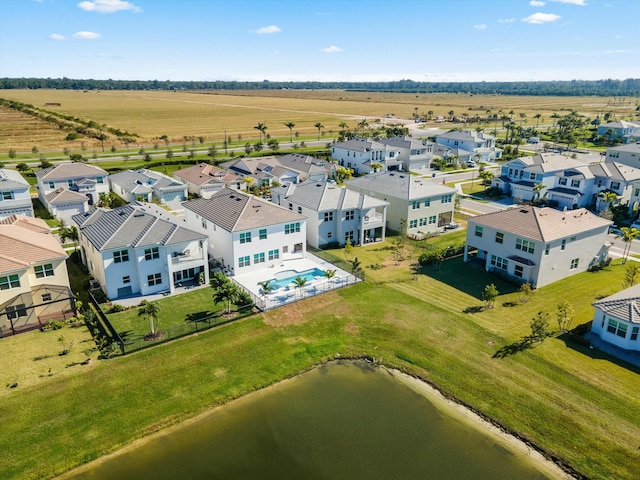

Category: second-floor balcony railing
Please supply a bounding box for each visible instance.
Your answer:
[171,250,204,265]
[363,213,384,224]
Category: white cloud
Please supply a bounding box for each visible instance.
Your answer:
[50,33,65,41]
[473,24,487,30]
[498,18,516,23]
[77,0,141,14]
[72,31,102,39]
[522,12,561,24]
[529,1,546,6]
[549,0,586,5]
[254,25,281,34]
[605,49,632,54]
[321,45,342,54]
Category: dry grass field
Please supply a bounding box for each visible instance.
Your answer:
[0,89,637,152]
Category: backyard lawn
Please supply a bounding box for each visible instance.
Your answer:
[1,238,639,480]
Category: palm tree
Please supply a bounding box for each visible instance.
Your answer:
[358,119,369,134]
[323,269,336,290]
[448,110,455,122]
[427,110,434,120]
[293,276,307,297]
[213,281,240,314]
[532,183,546,202]
[534,113,542,130]
[350,257,362,276]
[314,122,324,141]
[519,113,527,126]
[254,122,267,142]
[138,301,161,336]
[258,280,276,296]
[479,170,494,192]
[598,190,618,211]
[284,122,295,144]
[619,227,639,264]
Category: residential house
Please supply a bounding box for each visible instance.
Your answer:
[44,188,90,225]
[377,136,436,171]
[596,120,640,140]
[434,129,502,162]
[182,188,307,275]
[35,163,109,216]
[345,172,457,236]
[464,206,612,288]
[331,138,403,174]
[591,284,640,352]
[72,203,209,300]
[108,169,188,204]
[606,143,640,168]
[0,168,34,220]
[172,163,242,199]
[271,179,388,248]
[0,215,74,335]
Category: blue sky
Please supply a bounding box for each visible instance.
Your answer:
[1,0,638,82]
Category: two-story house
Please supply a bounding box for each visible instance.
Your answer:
[434,130,502,162]
[377,136,436,171]
[108,169,188,204]
[345,172,457,236]
[73,203,209,300]
[182,188,307,275]
[36,163,109,219]
[172,163,242,199]
[596,120,640,140]
[590,284,640,353]
[464,206,612,288]
[271,179,388,248]
[0,215,74,335]
[605,143,640,169]
[0,169,34,220]
[331,138,403,174]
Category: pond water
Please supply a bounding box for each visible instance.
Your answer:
[63,362,558,480]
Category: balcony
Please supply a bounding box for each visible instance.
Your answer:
[363,213,384,225]
[171,250,204,265]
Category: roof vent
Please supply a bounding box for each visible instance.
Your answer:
[519,209,529,213]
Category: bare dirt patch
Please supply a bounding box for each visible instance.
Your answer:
[262,291,344,327]
[343,322,360,336]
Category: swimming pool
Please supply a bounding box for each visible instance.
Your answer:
[266,267,325,290]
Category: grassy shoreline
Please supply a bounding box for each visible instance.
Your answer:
[2,250,639,479]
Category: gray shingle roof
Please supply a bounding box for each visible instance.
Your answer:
[272,180,388,212]
[35,162,108,180]
[345,172,456,200]
[45,187,89,205]
[592,283,640,325]
[332,138,386,152]
[109,169,185,194]
[182,188,305,232]
[72,204,205,251]
[0,169,30,190]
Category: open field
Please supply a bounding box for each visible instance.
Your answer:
[1,237,639,480]
[1,89,637,152]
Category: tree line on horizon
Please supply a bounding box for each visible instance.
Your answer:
[1,77,639,97]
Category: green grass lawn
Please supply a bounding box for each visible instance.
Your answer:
[1,241,639,480]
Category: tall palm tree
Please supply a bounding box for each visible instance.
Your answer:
[138,301,161,336]
[254,122,267,142]
[284,122,295,144]
[519,113,527,126]
[619,227,639,264]
[358,119,369,135]
[479,170,494,192]
[323,269,336,290]
[314,122,324,141]
[534,113,542,130]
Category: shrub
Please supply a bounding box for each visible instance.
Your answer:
[42,319,65,331]
[107,303,127,313]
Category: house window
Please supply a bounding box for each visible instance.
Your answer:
[561,239,566,250]
[201,218,207,229]
[96,176,104,184]
[419,218,427,226]
[409,219,418,229]
[285,222,301,234]
[268,249,279,261]
[327,232,332,238]
[611,181,620,190]
[6,304,27,320]
[529,172,536,180]
[516,239,535,254]
[570,236,576,242]
[475,226,483,237]
[147,273,162,286]
[42,293,52,302]
[1,191,13,200]
[631,326,639,341]
[123,276,131,284]
[570,258,579,270]
[34,263,54,278]
[67,179,74,187]
[571,180,580,188]
[345,210,355,220]
[545,244,550,255]
[239,232,251,243]
[441,194,452,204]
[412,201,420,210]
[259,229,267,240]
[606,319,627,338]
[559,178,567,186]
[48,181,55,189]
[289,203,293,211]
[514,265,524,277]
[254,252,265,264]
[424,198,431,207]
[238,256,250,267]
[113,250,129,263]
[429,215,436,224]
[490,255,508,270]
[144,247,159,260]
[634,188,640,197]
[495,232,504,244]
[345,231,354,242]
[324,212,334,222]
[298,206,302,214]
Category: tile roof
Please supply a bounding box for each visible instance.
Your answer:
[45,187,89,205]
[221,154,331,178]
[435,129,495,142]
[589,162,640,182]
[182,188,305,232]
[0,216,66,273]
[72,203,205,251]
[173,163,240,186]
[345,172,456,200]
[272,180,388,212]
[0,169,30,190]
[592,283,640,325]
[468,206,611,242]
[332,138,386,152]
[109,169,186,194]
[35,162,108,180]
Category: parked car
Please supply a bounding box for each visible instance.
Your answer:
[444,222,460,230]
[466,160,477,167]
